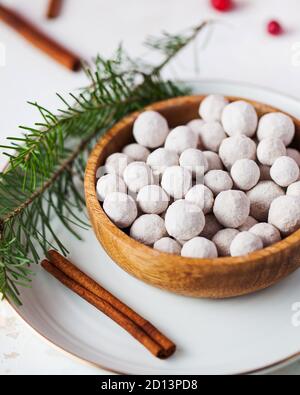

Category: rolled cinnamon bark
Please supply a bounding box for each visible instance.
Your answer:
[41,259,172,358]
[0,4,81,71]
[47,250,176,357]
[47,0,63,19]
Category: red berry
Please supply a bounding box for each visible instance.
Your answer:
[267,20,283,36]
[211,0,233,12]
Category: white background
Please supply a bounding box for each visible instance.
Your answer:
[0,0,300,375]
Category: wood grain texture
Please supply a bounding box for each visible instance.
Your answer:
[84,95,300,298]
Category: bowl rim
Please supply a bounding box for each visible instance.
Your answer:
[84,94,300,268]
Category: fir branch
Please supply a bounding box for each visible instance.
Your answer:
[0,21,209,304]
[146,21,211,73]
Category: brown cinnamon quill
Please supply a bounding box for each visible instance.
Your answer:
[47,0,63,19]
[0,4,81,71]
[42,251,176,359]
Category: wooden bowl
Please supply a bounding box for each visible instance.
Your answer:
[85,95,300,298]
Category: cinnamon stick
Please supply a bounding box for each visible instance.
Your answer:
[47,0,63,19]
[0,4,81,71]
[47,250,176,356]
[41,260,172,359]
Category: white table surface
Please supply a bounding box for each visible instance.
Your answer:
[0,0,300,375]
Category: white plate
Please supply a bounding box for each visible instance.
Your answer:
[12,81,300,375]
